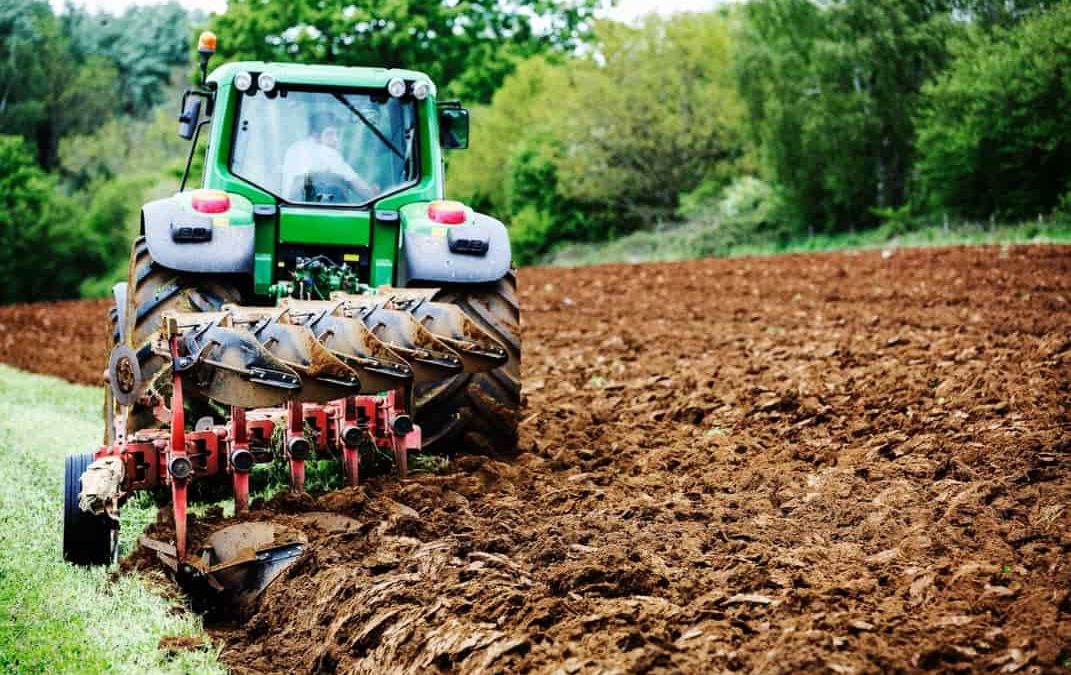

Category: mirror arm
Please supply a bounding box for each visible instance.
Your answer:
[179,118,212,193]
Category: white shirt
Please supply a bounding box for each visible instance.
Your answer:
[281,138,362,200]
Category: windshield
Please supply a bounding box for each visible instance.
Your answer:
[230,87,418,206]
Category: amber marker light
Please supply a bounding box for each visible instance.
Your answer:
[198,31,217,56]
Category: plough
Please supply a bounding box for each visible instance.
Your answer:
[75,291,506,598]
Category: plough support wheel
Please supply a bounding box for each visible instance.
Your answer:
[63,453,118,566]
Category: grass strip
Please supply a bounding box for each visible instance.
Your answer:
[0,365,223,675]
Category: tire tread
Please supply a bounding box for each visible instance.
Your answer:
[414,271,521,455]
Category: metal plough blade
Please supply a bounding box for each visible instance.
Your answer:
[155,287,509,410]
[380,290,509,374]
[141,522,306,613]
[282,299,414,394]
[198,522,305,601]
[334,296,465,386]
[160,312,301,409]
[226,306,363,403]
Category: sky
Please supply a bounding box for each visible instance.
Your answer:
[50,0,723,22]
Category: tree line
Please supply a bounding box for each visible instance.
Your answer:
[1,0,1068,301]
[0,1,193,303]
[453,0,1071,262]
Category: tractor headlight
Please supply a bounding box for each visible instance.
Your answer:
[387,77,407,98]
[411,81,430,100]
[257,72,276,93]
[234,71,253,92]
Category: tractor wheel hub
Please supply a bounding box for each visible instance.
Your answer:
[108,345,142,406]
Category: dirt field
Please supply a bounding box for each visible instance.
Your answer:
[0,297,110,385]
[3,245,1069,674]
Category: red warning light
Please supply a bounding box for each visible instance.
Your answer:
[428,200,467,225]
[191,189,230,214]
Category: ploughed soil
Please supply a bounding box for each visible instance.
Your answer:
[0,297,111,385]
[3,245,1071,674]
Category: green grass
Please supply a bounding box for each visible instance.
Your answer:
[544,218,1071,266]
[0,365,223,675]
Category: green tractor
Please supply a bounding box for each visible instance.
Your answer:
[63,32,521,569]
[111,32,518,452]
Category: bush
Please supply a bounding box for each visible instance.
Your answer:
[76,175,156,298]
[681,176,796,255]
[916,4,1071,220]
[1052,189,1071,225]
[509,206,556,265]
[0,136,77,302]
[0,135,143,303]
[449,12,745,259]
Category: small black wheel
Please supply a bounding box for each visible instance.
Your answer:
[63,453,118,566]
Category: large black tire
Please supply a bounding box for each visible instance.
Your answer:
[63,453,118,566]
[110,236,242,434]
[414,271,521,455]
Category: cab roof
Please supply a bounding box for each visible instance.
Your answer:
[208,61,435,91]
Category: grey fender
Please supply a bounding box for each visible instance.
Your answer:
[398,212,511,285]
[111,282,128,343]
[142,196,254,274]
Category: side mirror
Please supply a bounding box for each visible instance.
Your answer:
[439,107,469,150]
[178,97,202,141]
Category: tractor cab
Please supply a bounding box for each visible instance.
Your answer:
[231,82,420,207]
[173,33,479,296]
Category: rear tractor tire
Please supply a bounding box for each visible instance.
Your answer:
[63,453,118,566]
[415,271,521,455]
[108,236,242,436]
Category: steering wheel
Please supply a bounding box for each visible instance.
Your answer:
[298,171,355,203]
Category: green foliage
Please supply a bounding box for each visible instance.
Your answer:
[736,0,957,234]
[0,132,164,303]
[551,16,743,214]
[871,204,915,236]
[208,0,606,103]
[547,215,1071,267]
[916,3,1071,220]
[0,1,188,168]
[266,421,345,496]
[450,12,746,262]
[260,417,444,496]
[0,136,83,303]
[0,1,121,169]
[409,453,450,475]
[688,176,794,249]
[447,56,564,220]
[64,3,191,117]
[0,364,225,674]
[0,2,193,304]
[952,0,1051,28]
[60,108,196,299]
[3,0,1071,304]
[76,175,159,298]
[59,110,189,188]
[509,207,556,265]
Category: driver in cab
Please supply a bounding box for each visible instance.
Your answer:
[282,111,375,202]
